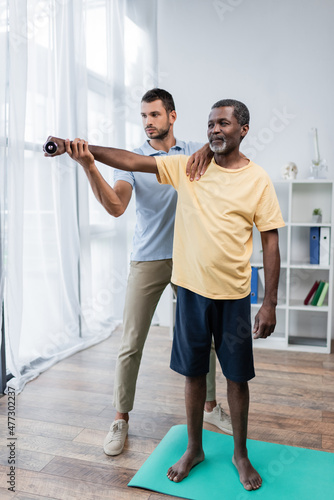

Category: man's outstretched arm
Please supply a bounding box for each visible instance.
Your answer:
[65,138,158,174]
[45,135,210,180]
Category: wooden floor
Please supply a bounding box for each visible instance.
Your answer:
[1,325,334,499]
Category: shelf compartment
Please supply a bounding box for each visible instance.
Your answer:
[288,309,328,349]
[290,225,331,267]
[288,299,328,312]
[288,336,327,348]
[291,182,333,224]
[289,268,330,307]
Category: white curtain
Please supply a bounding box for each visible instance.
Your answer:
[1,0,157,393]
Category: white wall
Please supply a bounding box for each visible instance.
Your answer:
[157,0,334,180]
[155,0,334,326]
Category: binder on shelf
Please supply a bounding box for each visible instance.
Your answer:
[311,281,325,306]
[250,267,258,304]
[304,280,319,305]
[317,282,329,306]
[310,227,320,264]
[319,227,330,266]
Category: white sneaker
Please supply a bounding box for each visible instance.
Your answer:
[103,419,129,456]
[203,403,233,434]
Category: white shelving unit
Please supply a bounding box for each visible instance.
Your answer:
[251,179,334,353]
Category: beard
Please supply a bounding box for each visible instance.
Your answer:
[145,124,171,141]
[209,140,227,154]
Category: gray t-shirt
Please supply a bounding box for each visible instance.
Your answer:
[113,139,203,261]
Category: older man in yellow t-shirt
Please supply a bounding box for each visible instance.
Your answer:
[64,99,284,492]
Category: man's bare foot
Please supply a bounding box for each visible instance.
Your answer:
[167,449,205,482]
[232,455,262,491]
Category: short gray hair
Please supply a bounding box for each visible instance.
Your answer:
[211,99,250,126]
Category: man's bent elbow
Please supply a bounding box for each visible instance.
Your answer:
[112,205,126,218]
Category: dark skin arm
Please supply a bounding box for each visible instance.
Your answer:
[65,137,157,170]
[45,136,157,172]
[88,144,158,172]
[65,138,158,173]
[44,136,212,181]
[253,229,280,339]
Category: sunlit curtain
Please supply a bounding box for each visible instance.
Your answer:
[1,0,157,393]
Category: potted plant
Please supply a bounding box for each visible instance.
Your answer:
[312,208,322,223]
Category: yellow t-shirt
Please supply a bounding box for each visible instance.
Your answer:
[155,155,285,300]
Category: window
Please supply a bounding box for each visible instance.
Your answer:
[1,0,157,392]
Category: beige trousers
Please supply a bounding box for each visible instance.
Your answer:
[113,259,217,413]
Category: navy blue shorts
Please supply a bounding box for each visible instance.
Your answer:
[171,287,255,383]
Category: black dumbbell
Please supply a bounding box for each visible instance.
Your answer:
[43,140,58,155]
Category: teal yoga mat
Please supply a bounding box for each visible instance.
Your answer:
[128,425,334,500]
